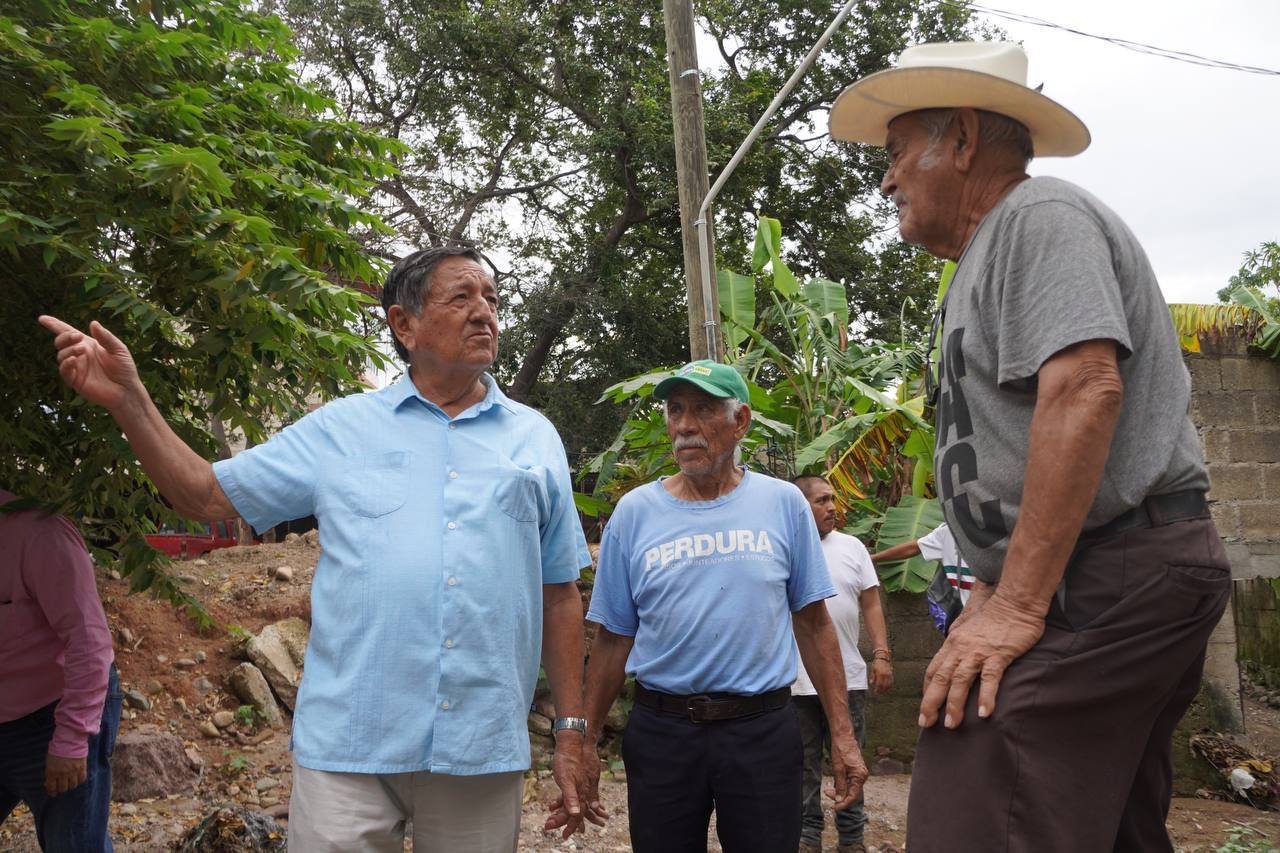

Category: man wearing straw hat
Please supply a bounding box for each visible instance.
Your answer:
[829,42,1229,851]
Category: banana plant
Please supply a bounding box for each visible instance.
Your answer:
[871,495,945,594]
[585,215,947,595]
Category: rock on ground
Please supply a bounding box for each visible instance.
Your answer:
[244,618,308,710]
[111,727,203,802]
[228,662,283,726]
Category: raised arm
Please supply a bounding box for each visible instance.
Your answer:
[39,317,236,521]
[870,538,922,563]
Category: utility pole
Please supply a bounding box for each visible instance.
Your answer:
[662,0,721,361]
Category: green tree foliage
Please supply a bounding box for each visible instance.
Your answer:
[1220,241,1280,307]
[590,215,945,589]
[1,0,401,612]
[271,0,980,461]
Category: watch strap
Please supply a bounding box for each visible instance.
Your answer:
[553,716,588,735]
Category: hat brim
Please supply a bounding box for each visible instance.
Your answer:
[653,375,735,401]
[829,67,1090,157]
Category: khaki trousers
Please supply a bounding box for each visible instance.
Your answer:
[288,757,523,853]
[906,517,1231,853]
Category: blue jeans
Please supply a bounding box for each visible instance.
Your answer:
[0,665,122,852]
[795,690,866,847]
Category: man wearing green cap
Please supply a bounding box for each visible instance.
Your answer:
[574,360,867,852]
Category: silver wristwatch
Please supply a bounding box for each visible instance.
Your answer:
[553,716,588,735]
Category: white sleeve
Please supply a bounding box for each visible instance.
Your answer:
[917,524,949,562]
[847,537,879,593]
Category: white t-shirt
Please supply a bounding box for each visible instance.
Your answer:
[917,523,974,604]
[792,530,879,694]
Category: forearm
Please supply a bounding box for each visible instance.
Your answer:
[870,540,920,563]
[861,590,890,654]
[793,603,853,737]
[541,582,586,720]
[583,627,633,742]
[999,345,1122,615]
[109,388,235,520]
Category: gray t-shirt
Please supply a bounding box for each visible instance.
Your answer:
[933,176,1208,583]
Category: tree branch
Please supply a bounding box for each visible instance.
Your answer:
[378,177,443,245]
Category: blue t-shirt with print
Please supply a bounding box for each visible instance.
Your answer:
[587,471,834,695]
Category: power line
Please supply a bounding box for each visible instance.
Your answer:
[952,2,1280,77]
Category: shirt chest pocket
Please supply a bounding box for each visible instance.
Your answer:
[336,451,412,518]
[495,467,543,524]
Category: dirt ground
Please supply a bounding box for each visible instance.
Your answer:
[2,539,1278,852]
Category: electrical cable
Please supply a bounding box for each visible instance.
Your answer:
[948,1,1280,77]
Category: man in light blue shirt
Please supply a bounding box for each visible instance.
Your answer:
[574,360,868,853]
[39,246,595,852]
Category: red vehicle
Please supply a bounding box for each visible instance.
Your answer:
[145,520,241,559]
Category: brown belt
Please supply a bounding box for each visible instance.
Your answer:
[633,682,791,723]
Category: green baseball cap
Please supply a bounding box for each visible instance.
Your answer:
[653,360,750,404]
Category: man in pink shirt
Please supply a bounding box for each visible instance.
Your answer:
[0,489,120,852]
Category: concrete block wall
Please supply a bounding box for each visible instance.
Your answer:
[1187,334,1280,578]
[859,336,1280,782]
[862,591,942,766]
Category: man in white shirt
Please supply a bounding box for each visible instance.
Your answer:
[792,476,893,853]
[872,522,975,635]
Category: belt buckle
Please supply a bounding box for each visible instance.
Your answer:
[686,694,713,723]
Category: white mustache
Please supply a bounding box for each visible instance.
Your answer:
[673,436,708,452]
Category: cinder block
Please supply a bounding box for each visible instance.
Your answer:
[1222,356,1280,391]
[1225,539,1256,577]
[1186,355,1222,392]
[1199,428,1230,462]
[887,621,944,661]
[1199,336,1252,357]
[1206,464,1264,502]
[1263,465,1280,501]
[883,592,930,621]
[1240,504,1280,538]
[1193,392,1255,428]
[1228,430,1280,464]
[1209,502,1238,537]
[890,660,933,695]
[1255,390,1280,425]
[1246,539,1280,556]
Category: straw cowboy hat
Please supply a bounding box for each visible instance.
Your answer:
[829,41,1090,157]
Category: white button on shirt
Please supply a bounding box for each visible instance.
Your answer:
[211,373,591,776]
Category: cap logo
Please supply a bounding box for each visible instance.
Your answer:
[682,365,713,377]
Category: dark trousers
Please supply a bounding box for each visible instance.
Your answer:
[906,518,1231,853]
[623,698,802,853]
[795,690,867,846]
[0,666,122,853]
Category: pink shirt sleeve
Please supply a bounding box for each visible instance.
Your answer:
[26,517,113,759]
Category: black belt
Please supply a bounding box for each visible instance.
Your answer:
[1082,489,1209,541]
[633,683,791,723]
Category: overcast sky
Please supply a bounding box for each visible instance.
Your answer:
[970,0,1280,304]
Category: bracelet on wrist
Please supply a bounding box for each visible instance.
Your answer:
[553,716,588,736]
[872,648,892,662]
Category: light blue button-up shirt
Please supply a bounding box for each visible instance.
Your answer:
[212,374,590,774]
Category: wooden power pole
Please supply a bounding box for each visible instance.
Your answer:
[662,0,721,361]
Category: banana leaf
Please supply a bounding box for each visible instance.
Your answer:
[718,270,756,350]
[874,495,944,593]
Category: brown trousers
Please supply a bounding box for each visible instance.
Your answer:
[906,517,1231,853]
